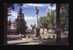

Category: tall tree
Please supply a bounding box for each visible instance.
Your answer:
[39,12,53,34]
[16,4,27,37]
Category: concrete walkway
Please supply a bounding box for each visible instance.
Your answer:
[7,38,34,44]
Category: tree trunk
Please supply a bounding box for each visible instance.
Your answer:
[56,4,61,43]
[36,27,40,37]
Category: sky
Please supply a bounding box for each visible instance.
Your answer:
[8,3,56,29]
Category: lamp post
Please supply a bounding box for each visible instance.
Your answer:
[35,6,40,37]
[35,6,39,27]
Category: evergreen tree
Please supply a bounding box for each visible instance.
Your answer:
[15,4,27,37]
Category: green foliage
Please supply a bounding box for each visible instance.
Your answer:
[39,13,53,28]
[16,18,27,34]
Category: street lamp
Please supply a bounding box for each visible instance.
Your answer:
[35,6,40,37]
[35,6,39,27]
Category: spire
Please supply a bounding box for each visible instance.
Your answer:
[18,7,22,15]
[17,4,24,19]
[19,4,23,14]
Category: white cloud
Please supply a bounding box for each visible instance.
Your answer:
[24,16,37,28]
[8,10,17,17]
[8,10,17,22]
[22,4,29,8]
[48,4,56,10]
[24,3,49,7]
[23,3,56,13]
[24,16,37,20]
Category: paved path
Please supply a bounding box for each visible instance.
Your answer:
[7,34,69,45]
[7,38,69,45]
